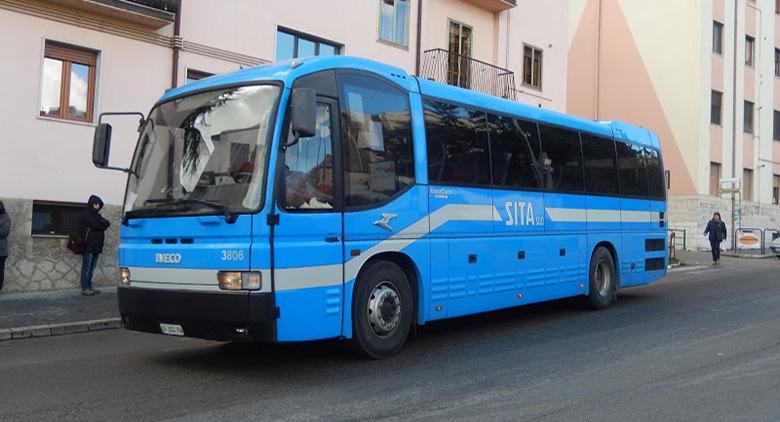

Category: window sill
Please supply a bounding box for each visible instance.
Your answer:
[31,234,69,239]
[376,38,409,51]
[520,83,543,93]
[37,115,96,127]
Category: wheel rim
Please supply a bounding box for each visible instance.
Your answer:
[367,281,402,338]
[595,260,611,296]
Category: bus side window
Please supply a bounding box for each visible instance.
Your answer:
[538,124,584,192]
[581,133,619,196]
[616,141,649,198]
[282,103,335,210]
[646,148,665,200]
[423,99,490,186]
[339,74,414,207]
[487,113,542,189]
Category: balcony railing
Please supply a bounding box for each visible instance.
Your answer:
[420,48,517,101]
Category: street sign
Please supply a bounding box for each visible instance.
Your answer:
[719,187,740,194]
[719,177,740,185]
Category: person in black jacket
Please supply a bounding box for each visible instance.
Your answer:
[704,212,727,265]
[0,200,10,291]
[79,195,110,296]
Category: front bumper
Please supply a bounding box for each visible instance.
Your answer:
[118,286,276,342]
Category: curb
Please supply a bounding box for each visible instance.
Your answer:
[0,318,122,342]
[721,253,776,259]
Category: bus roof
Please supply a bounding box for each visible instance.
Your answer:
[158,55,659,150]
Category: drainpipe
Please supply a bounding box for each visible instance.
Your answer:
[171,0,182,89]
[414,0,423,75]
[594,0,603,120]
[730,0,739,250]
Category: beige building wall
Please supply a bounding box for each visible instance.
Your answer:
[1,0,570,292]
[567,0,780,250]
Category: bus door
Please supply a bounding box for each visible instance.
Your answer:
[336,72,426,336]
[273,93,345,342]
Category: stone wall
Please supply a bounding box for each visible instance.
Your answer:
[0,197,120,293]
[667,195,780,251]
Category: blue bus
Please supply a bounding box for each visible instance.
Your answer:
[92,56,667,358]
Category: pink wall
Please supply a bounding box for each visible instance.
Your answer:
[569,0,696,195]
[712,55,724,92]
[744,68,755,102]
[745,3,757,37]
[743,134,755,169]
[774,141,780,174]
[711,125,723,163]
[713,0,725,23]
[566,0,599,119]
[776,79,780,111]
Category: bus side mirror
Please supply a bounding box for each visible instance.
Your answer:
[290,87,316,139]
[93,123,112,168]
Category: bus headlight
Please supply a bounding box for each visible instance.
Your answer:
[120,268,131,286]
[218,271,261,290]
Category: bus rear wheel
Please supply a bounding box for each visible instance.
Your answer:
[351,260,413,359]
[587,247,617,310]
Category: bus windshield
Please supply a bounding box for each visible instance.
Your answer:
[124,84,280,218]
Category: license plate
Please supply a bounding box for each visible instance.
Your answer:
[159,323,184,336]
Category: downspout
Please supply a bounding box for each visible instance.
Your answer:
[594,0,603,120]
[415,0,423,75]
[171,0,182,89]
[730,0,739,250]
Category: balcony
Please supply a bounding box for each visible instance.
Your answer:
[463,0,516,12]
[45,0,176,28]
[420,48,517,101]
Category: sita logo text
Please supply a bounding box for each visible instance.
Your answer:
[504,201,544,226]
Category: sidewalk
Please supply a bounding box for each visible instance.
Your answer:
[0,287,121,341]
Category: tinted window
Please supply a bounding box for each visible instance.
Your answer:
[616,141,648,197]
[340,74,414,207]
[646,148,665,199]
[538,124,584,192]
[282,103,335,210]
[424,99,490,186]
[581,133,619,195]
[488,113,542,189]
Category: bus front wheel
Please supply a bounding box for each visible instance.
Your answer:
[351,260,413,359]
[587,247,617,310]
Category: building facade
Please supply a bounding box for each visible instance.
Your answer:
[567,0,780,250]
[0,0,570,292]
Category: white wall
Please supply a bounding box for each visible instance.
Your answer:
[0,8,171,206]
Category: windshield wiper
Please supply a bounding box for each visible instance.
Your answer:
[130,198,238,223]
[179,199,238,224]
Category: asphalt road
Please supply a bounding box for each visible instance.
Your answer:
[2,254,780,421]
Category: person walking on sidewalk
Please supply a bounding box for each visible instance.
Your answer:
[704,212,727,265]
[79,195,110,296]
[0,201,10,291]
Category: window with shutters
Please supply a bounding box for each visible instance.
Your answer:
[39,41,98,122]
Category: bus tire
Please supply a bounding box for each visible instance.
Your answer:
[351,260,413,359]
[587,247,617,310]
